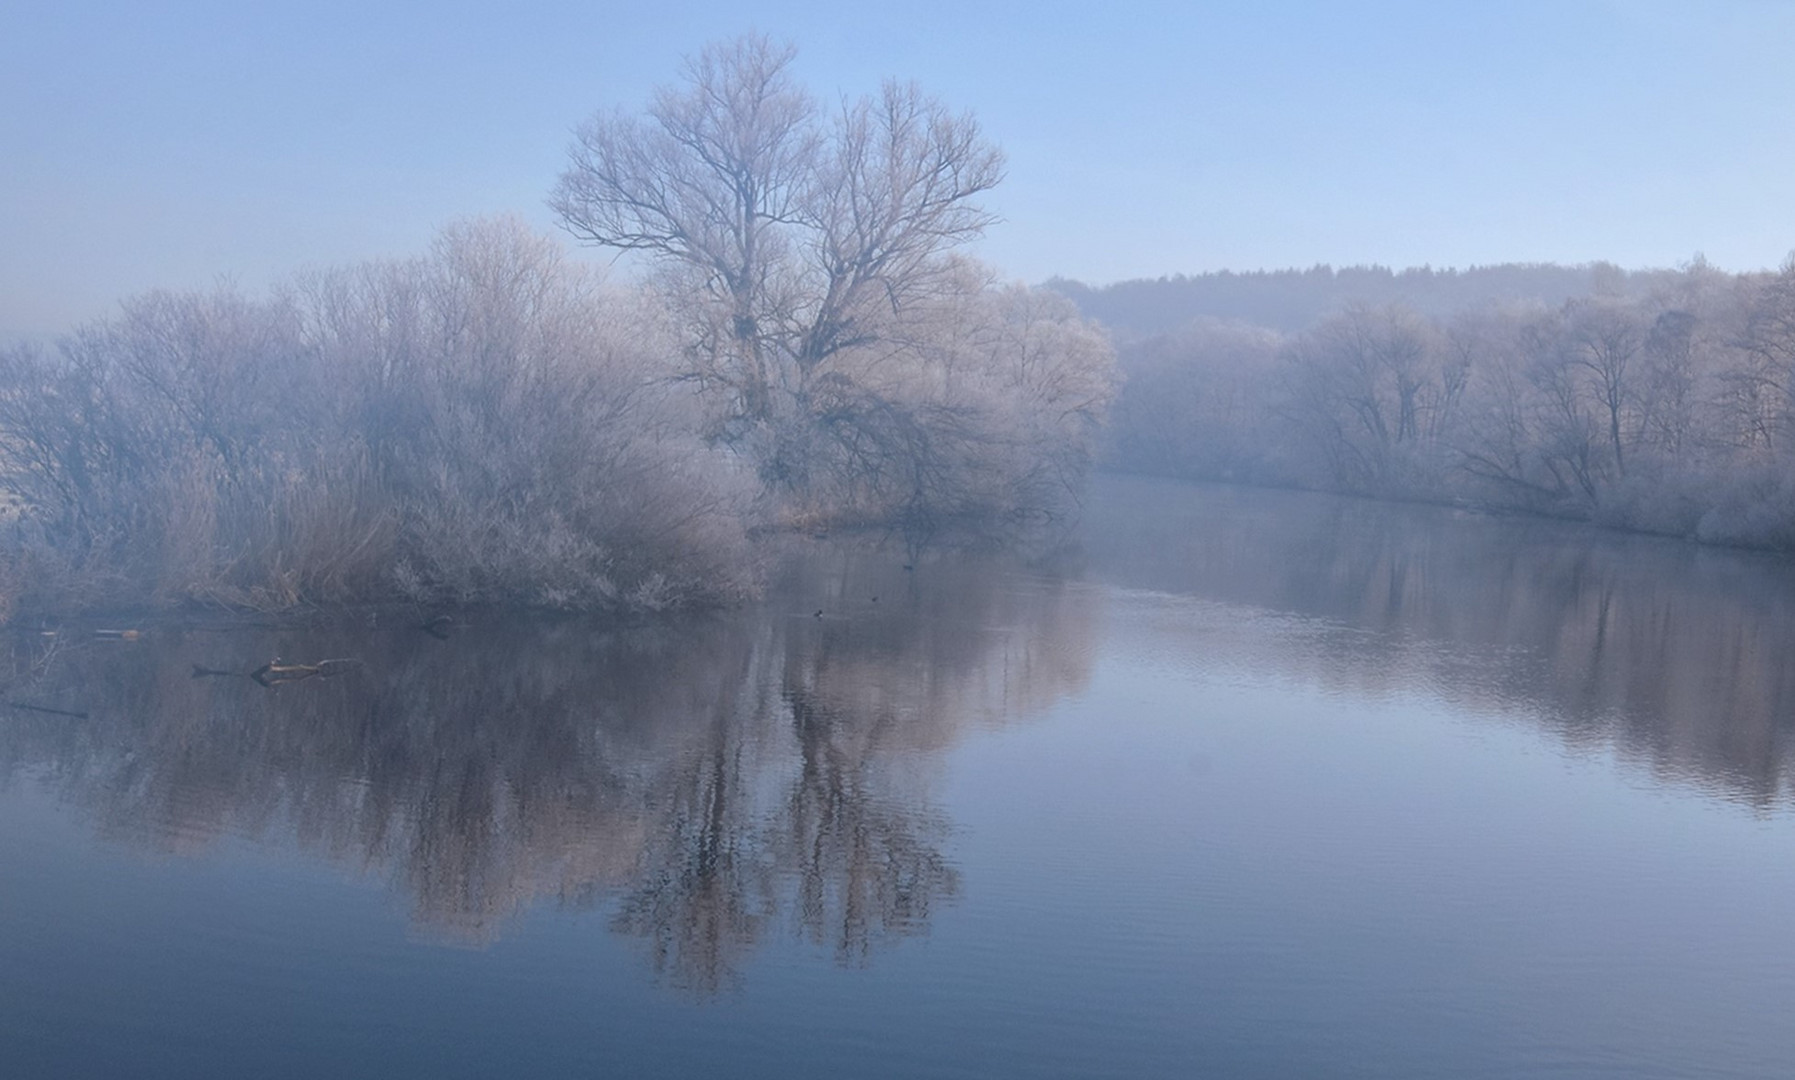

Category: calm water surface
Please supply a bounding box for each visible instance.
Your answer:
[6,475,1795,1078]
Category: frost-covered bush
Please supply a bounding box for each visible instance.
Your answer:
[0,218,757,614]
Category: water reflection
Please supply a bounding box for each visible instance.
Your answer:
[10,476,1795,996]
[1088,474,1795,809]
[0,545,1098,990]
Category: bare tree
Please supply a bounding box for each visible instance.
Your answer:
[1558,298,1646,478]
[1276,304,1456,493]
[1724,256,1795,452]
[550,36,817,428]
[549,34,1055,522]
[1638,308,1699,458]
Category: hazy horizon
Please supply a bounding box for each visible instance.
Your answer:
[6,0,1795,341]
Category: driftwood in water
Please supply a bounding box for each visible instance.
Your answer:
[250,658,362,687]
[251,661,319,686]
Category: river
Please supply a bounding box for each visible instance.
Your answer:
[4,473,1795,1078]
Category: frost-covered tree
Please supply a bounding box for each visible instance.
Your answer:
[550,35,1113,528]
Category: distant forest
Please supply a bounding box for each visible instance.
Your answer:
[1066,257,1795,549]
[1048,262,1675,338]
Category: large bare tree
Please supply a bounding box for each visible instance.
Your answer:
[549,35,1010,494]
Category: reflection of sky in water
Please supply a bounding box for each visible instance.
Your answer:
[6,475,1795,1077]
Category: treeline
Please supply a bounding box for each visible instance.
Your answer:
[1052,261,1670,337]
[0,36,1116,618]
[1106,257,1795,547]
[0,220,757,613]
[0,219,1108,617]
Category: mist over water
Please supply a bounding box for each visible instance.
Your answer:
[5,476,1795,1077]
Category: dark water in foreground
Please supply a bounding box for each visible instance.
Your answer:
[6,475,1795,1079]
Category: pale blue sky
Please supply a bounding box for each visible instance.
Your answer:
[4,1,1793,340]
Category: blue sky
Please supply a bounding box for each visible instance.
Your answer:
[4,1,1794,339]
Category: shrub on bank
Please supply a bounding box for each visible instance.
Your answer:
[0,219,758,615]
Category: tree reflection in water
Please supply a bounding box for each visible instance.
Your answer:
[16,478,1795,993]
[0,543,1098,992]
[1088,475,1795,809]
